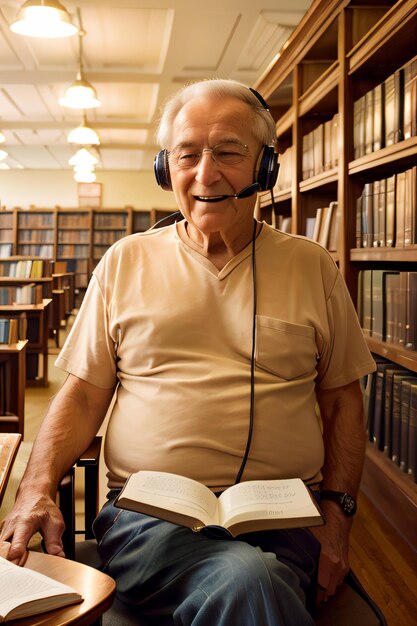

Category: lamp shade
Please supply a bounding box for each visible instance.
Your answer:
[73,163,95,173]
[0,132,5,143]
[10,0,78,38]
[68,123,100,145]
[69,148,99,167]
[0,149,8,161]
[59,78,101,109]
[74,170,96,183]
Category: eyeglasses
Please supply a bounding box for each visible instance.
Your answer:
[170,142,249,169]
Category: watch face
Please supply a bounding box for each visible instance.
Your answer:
[340,493,356,516]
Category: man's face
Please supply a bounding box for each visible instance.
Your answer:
[168,95,261,235]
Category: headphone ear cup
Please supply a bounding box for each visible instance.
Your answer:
[154,150,172,191]
[256,146,280,192]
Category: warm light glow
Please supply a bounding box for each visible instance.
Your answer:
[74,170,96,183]
[59,79,101,109]
[69,148,99,166]
[73,163,95,173]
[0,149,8,161]
[68,123,100,145]
[10,0,78,38]
[0,132,5,143]
[0,163,10,170]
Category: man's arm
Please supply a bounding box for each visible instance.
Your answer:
[313,378,367,602]
[0,373,115,565]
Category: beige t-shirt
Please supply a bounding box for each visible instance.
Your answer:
[56,222,375,490]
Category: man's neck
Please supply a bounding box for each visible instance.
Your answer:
[179,220,260,270]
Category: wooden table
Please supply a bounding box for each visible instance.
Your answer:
[13,552,116,626]
[0,432,21,506]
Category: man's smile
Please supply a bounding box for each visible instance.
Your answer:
[192,194,231,203]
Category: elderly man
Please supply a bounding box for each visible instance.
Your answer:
[1,79,375,625]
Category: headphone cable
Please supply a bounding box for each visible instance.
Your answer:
[235,218,258,484]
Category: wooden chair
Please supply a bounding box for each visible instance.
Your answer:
[59,437,387,626]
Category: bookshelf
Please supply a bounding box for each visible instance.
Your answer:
[91,208,132,272]
[255,0,417,547]
[0,208,178,305]
[16,208,56,259]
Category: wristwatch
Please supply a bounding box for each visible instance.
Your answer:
[319,490,357,517]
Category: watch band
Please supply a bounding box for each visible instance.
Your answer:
[320,490,357,517]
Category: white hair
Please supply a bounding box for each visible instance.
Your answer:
[155,79,277,149]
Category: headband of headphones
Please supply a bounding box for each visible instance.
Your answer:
[153,86,279,193]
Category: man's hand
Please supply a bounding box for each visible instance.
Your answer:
[311,501,352,604]
[0,491,65,566]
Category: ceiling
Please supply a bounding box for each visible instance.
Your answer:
[0,0,310,173]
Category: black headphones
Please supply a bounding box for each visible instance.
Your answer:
[153,87,279,193]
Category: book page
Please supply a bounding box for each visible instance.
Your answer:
[218,479,320,528]
[0,557,80,618]
[122,472,219,527]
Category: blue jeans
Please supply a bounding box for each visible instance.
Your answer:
[93,492,319,625]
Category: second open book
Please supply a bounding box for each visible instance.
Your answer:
[115,471,324,538]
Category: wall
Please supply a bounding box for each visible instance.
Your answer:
[0,169,177,211]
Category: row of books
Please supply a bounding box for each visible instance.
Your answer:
[94,214,128,228]
[356,167,416,248]
[305,201,340,251]
[17,244,54,258]
[0,229,13,242]
[58,214,90,228]
[0,258,48,279]
[58,230,90,244]
[358,270,417,351]
[57,244,89,258]
[302,113,339,180]
[18,229,55,243]
[18,213,55,228]
[0,313,27,344]
[93,230,126,244]
[362,356,417,481]
[354,54,417,158]
[0,283,43,305]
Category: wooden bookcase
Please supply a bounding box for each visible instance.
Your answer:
[0,209,16,257]
[56,208,92,308]
[255,0,417,548]
[16,208,56,260]
[91,207,133,272]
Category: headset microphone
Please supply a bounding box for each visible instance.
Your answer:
[231,182,260,199]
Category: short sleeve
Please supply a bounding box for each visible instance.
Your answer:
[55,274,117,389]
[316,272,376,389]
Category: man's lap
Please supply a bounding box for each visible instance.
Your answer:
[92,494,320,622]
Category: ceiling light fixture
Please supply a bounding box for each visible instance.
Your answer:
[73,163,95,173]
[69,147,99,167]
[0,132,5,143]
[59,29,101,109]
[74,170,96,183]
[68,116,100,145]
[10,0,78,38]
[0,149,8,161]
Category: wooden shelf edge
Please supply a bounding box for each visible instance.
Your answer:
[350,246,417,262]
[365,337,417,373]
[299,168,338,191]
[348,137,417,176]
[276,107,294,137]
[360,443,417,550]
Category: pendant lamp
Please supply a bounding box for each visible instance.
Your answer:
[68,116,100,145]
[74,170,96,183]
[0,132,5,143]
[69,147,99,167]
[10,0,78,38]
[0,149,8,161]
[60,29,101,109]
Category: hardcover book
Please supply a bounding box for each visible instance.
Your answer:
[0,557,82,622]
[115,471,324,538]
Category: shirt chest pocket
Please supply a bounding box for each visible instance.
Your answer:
[255,315,318,380]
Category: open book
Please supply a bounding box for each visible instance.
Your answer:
[115,471,324,538]
[0,556,82,621]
